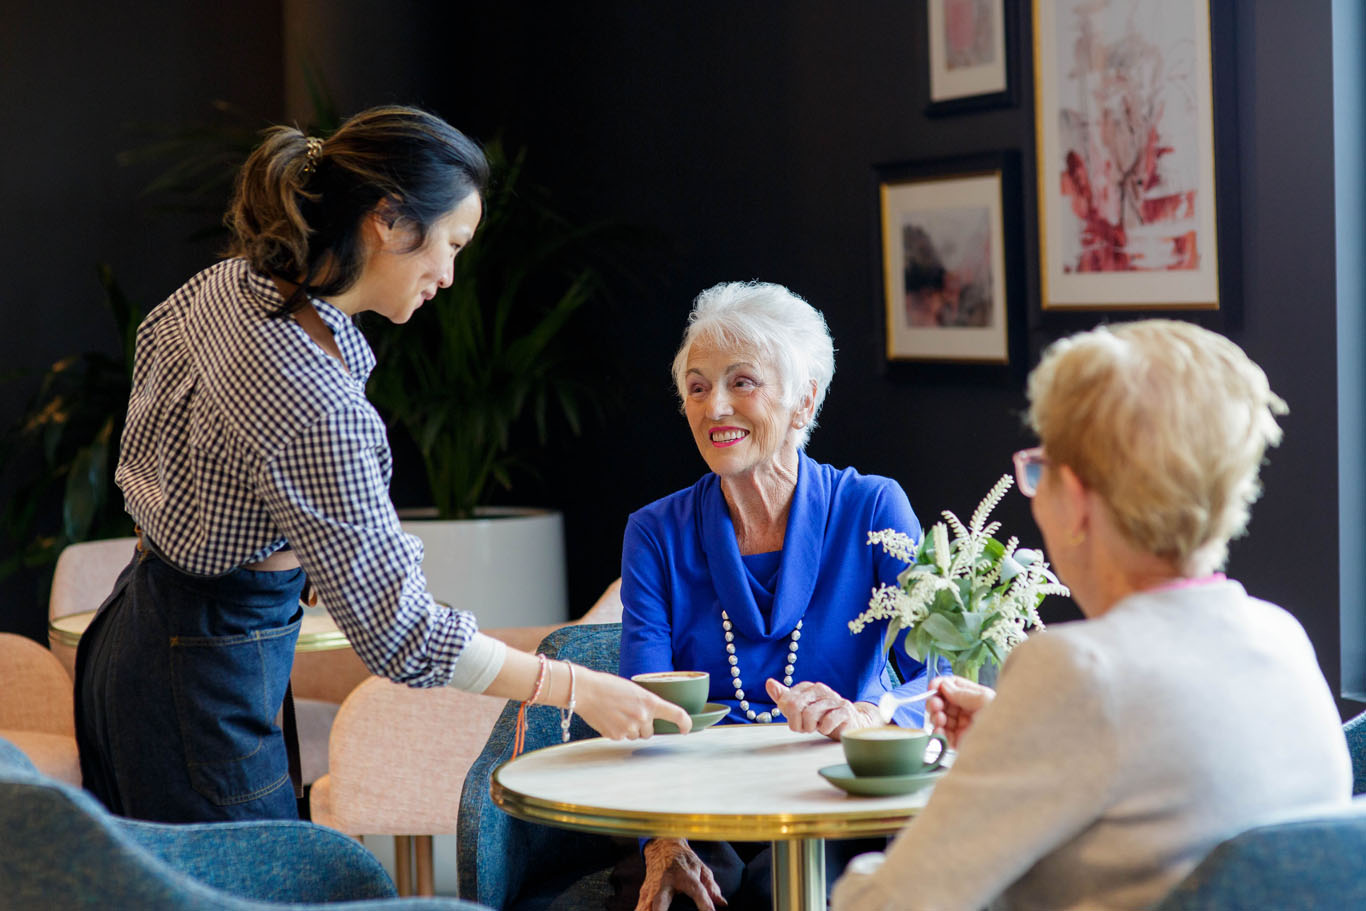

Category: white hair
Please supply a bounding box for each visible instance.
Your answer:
[671,281,835,449]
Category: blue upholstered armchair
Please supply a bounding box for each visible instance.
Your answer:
[1345,709,1366,795]
[1155,710,1366,910]
[0,736,486,910]
[458,623,631,911]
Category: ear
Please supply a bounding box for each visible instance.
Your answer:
[367,199,406,250]
[792,380,818,429]
[1056,464,1091,537]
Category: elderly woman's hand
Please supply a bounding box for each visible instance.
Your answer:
[926,675,995,748]
[766,679,880,739]
[637,837,727,911]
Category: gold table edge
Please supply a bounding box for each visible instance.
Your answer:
[490,772,921,841]
[47,624,83,649]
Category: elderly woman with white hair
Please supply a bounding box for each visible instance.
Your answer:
[614,281,938,911]
[832,319,1352,911]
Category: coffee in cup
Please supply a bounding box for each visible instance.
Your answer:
[630,670,710,715]
[841,725,948,777]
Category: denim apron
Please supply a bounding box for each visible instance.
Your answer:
[74,538,306,823]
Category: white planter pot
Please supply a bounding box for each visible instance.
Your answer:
[398,507,569,628]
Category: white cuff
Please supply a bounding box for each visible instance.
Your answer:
[446,632,508,693]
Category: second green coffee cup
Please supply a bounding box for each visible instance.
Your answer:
[841,725,948,777]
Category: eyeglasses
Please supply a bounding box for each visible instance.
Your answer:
[1012,447,1049,497]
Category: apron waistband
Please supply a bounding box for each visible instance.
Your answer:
[135,527,302,574]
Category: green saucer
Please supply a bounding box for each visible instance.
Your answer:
[654,702,729,734]
[818,762,947,797]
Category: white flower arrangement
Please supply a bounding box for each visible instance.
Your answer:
[851,474,1070,683]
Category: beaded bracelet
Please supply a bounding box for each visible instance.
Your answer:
[513,653,550,758]
[560,662,577,743]
[529,653,550,703]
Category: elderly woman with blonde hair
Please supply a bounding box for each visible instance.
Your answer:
[832,319,1352,911]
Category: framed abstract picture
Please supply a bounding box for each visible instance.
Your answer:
[877,152,1020,364]
[1034,0,1226,309]
[927,0,1015,114]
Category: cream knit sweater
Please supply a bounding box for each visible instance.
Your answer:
[831,580,1352,911]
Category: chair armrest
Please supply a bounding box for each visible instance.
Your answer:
[1344,710,1366,795]
[1155,802,1366,910]
[458,624,628,905]
[116,817,396,903]
[0,633,74,736]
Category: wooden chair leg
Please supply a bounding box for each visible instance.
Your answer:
[415,834,435,896]
[394,834,414,896]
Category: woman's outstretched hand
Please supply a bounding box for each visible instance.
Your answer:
[637,837,727,911]
[576,668,693,739]
[925,675,995,748]
[766,679,880,739]
[484,650,691,739]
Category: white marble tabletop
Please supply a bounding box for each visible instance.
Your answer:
[492,722,941,841]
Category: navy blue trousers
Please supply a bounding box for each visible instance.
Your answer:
[75,547,306,823]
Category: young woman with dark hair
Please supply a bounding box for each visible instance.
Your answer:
[76,105,687,824]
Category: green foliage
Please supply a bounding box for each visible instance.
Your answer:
[853,475,1070,683]
[362,142,608,518]
[0,267,141,576]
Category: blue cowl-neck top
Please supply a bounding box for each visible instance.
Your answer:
[620,452,934,726]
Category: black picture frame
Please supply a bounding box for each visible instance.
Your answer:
[873,151,1025,370]
[926,0,1020,116]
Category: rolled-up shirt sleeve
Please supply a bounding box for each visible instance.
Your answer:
[255,403,479,687]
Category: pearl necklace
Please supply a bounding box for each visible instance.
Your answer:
[722,610,802,722]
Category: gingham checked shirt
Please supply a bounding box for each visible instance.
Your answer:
[116,258,477,686]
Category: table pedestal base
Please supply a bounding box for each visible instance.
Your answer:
[772,838,825,911]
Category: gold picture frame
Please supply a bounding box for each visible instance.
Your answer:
[1034,0,1224,310]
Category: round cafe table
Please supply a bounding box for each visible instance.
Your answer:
[492,722,944,911]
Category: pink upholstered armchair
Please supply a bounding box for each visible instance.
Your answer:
[0,632,80,785]
[309,578,625,897]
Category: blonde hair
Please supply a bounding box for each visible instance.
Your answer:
[1026,320,1287,574]
[671,281,835,449]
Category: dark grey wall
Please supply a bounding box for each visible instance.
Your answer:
[430,1,1355,710]
[0,1,283,638]
[1,2,1356,714]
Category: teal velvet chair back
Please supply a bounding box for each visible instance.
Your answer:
[1344,710,1366,795]
[0,735,484,909]
[458,623,628,910]
[1153,802,1366,910]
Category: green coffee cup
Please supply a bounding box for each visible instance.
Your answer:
[630,670,710,715]
[841,725,948,777]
